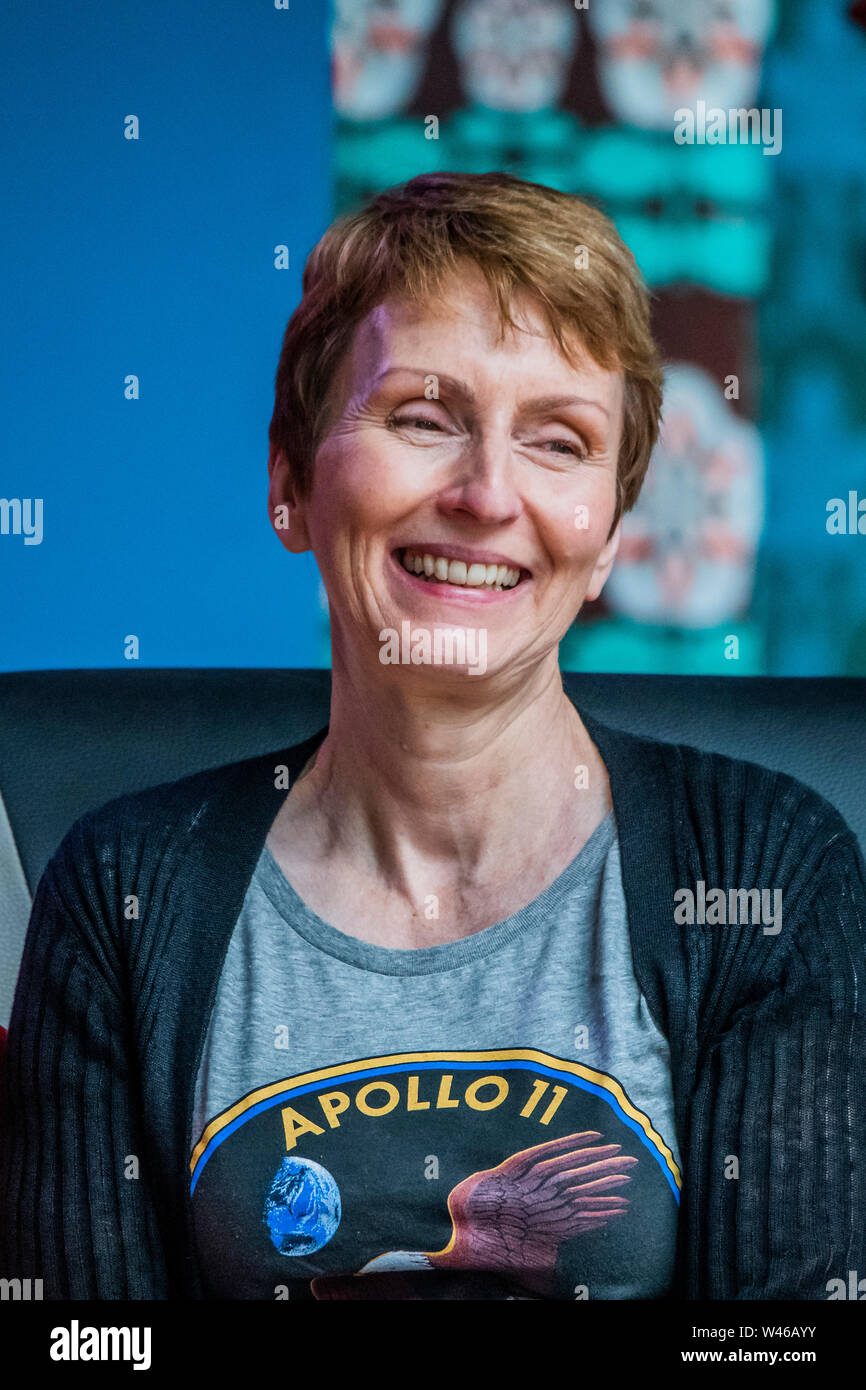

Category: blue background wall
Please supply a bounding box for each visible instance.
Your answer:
[1,0,332,671]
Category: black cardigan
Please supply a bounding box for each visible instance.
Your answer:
[1,706,865,1299]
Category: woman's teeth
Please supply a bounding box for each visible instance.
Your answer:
[400,549,522,590]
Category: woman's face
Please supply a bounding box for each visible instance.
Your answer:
[269,262,625,683]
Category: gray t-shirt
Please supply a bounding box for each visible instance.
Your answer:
[190,811,682,1300]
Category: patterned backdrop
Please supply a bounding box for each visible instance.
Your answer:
[326,0,866,677]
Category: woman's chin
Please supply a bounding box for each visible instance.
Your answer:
[374,619,494,681]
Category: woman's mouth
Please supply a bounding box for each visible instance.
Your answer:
[397,547,525,591]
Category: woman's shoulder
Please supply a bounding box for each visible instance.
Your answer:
[584,709,860,865]
[666,734,856,849]
[44,744,297,896]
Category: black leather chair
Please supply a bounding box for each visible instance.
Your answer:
[1,667,865,1027]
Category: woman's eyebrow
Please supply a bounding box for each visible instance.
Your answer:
[371,366,474,400]
[370,369,610,420]
[519,394,611,419]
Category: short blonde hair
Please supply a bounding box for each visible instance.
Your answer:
[269,171,663,531]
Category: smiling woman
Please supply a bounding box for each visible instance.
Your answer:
[2,172,865,1305]
[268,264,628,695]
[262,175,661,943]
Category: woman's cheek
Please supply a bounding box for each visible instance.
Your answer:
[565,497,612,561]
[353,433,427,494]
[318,440,393,516]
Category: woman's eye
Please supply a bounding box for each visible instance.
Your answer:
[390,414,443,432]
[540,438,584,457]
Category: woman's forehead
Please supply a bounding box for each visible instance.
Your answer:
[345,290,623,401]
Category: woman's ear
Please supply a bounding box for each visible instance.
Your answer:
[267,446,311,554]
[585,517,622,602]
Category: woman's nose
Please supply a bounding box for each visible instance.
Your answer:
[436,433,522,526]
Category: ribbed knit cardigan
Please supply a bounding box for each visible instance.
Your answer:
[1,707,865,1300]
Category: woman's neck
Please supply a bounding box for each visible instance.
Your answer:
[276,653,610,906]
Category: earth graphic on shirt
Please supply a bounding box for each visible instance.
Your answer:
[263,1156,342,1255]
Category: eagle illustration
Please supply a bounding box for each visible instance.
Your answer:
[311,1129,637,1299]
